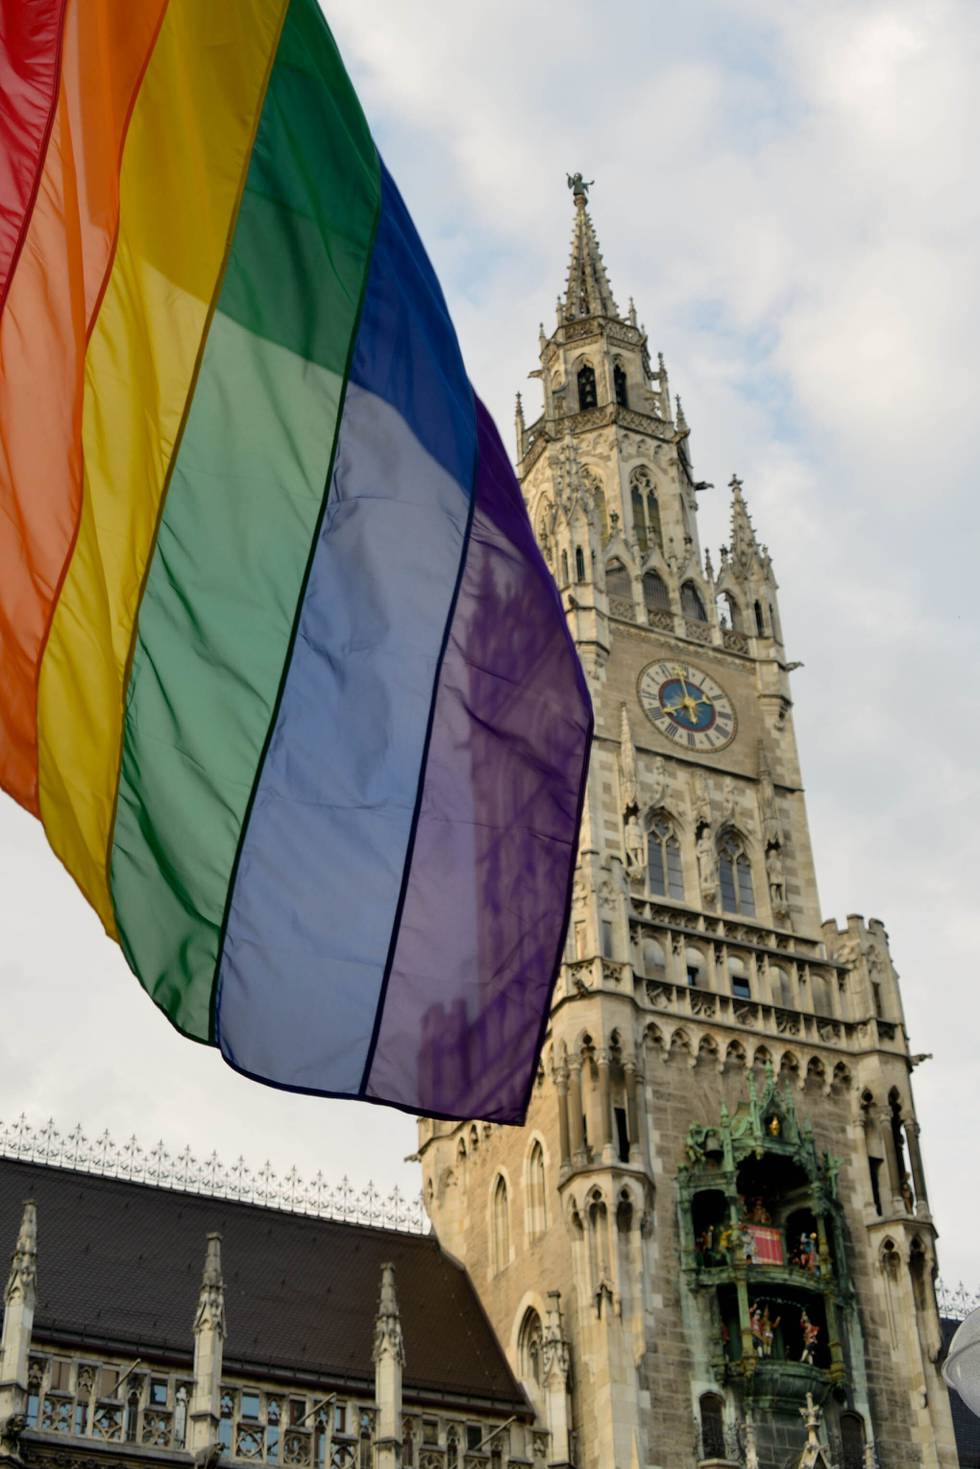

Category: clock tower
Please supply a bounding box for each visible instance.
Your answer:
[417,181,955,1469]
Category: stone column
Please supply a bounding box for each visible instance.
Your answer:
[624,1059,641,1163]
[0,1200,37,1429]
[597,1049,613,1157]
[568,1059,586,1165]
[373,1263,404,1469]
[188,1233,226,1456]
[878,1110,904,1207]
[905,1120,929,1210]
[555,1064,571,1171]
[542,1292,573,1469]
[815,1214,845,1382]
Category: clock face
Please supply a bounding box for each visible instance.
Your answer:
[637,659,737,753]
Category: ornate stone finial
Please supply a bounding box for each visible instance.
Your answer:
[5,1202,36,1307]
[373,1262,405,1366]
[704,547,714,581]
[563,179,619,320]
[800,1392,822,1445]
[194,1232,225,1336]
[628,296,637,327]
[566,171,594,203]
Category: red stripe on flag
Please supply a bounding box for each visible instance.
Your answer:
[0,0,69,314]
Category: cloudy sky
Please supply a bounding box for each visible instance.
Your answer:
[1,0,977,1286]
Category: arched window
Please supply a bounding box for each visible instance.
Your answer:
[575,545,586,582]
[754,600,766,636]
[771,966,792,1009]
[518,1309,544,1388]
[718,831,755,916]
[606,558,631,602]
[699,1394,726,1460]
[641,937,666,979]
[769,602,780,641]
[716,591,741,631]
[680,581,707,621]
[909,1237,929,1313]
[646,811,684,899]
[492,1175,510,1272]
[643,570,670,612]
[527,1141,547,1238]
[560,550,569,585]
[727,956,750,1000]
[840,1413,866,1469]
[613,363,629,407]
[577,363,597,411]
[646,489,662,550]
[685,947,705,988]
[631,483,648,552]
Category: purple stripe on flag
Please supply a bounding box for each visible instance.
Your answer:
[363,398,592,1123]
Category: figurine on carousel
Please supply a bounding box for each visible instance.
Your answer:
[800,1309,821,1364]
[749,1196,772,1225]
[760,1305,780,1358]
[749,1302,764,1357]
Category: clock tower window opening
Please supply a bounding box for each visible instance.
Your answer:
[718,830,756,916]
[728,956,751,1000]
[646,810,684,899]
[642,570,669,613]
[614,361,629,407]
[681,581,707,621]
[717,591,741,631]
[575,546,586,582]
[606,558,631,602]
[754,599,766,636]
[577,363,597,411]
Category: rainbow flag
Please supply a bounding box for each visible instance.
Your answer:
[0,0,591,1122]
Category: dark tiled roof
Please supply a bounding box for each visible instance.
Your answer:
[0,1158,527,1417]
[942,1317,980,1468]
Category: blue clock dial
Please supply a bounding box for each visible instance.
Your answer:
[637,660,737,753]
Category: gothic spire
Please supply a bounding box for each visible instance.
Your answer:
[728,473,763,572]
[194,1232,225,1336]
[373,1262,405,1366]
[563,185,619,321]
[5,1200,36,1307]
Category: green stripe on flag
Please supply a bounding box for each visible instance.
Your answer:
[109,0,380,1039]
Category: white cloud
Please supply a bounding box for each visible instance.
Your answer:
[1,0,977,1285]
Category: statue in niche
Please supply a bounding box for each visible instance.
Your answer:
[696,825,718,904]
[722,776,737,825]
[766,842,787,911]
[692,770,712,828]
[650,756,667,807]
[800,1310,820,1364]
[624,811,645,875]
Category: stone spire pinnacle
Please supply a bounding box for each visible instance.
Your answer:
[729,473,764,572]
[373,1262,405,1366]
[563,183,619,321]
[5,1201,36,1308]
[194,1232,225,1336]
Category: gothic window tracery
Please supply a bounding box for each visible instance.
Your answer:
[527,1141,547,1237]
[577,363,597,411]
[519,1308,544,1388]
[643,569,670,613]
[681,581,708,621]
[575,546,586,582]
[629,467,662,552]
[491,1175,510,1273]
[718,831,755,916]
[646,810,684,899]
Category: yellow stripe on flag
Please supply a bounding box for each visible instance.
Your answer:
[37,0,287,932]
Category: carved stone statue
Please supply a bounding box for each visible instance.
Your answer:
[624,812,645,875]
[650,756,667,807]
[566,171,594,201]
[722,776,737,825]
[697,826,718,903]
[619,705,638,814]
[766,842,788,913]
[692,770,712,828]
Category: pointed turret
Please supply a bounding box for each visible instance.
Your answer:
[0,1201,37,1428]
[729,473,764,572]
[188,1233,225,1456]
[563,179,619,321]
[373,1264,404,1469]
[542,1292,573,1469]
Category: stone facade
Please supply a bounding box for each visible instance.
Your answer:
[418,185,956,1469]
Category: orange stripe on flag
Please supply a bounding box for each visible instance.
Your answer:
[0,0,168,814]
